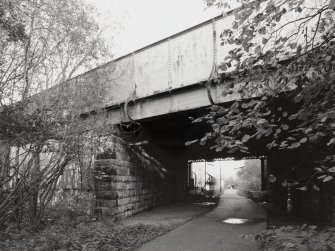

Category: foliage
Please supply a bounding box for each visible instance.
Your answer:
[257,225,335,251]
[0,99,113,226]
[0,0,27,42]
[192,0,335,189]
[0,0,116,227]
[0,220,172,251]
[50,190,94,227]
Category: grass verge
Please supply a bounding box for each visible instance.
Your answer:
[0,221,173,251]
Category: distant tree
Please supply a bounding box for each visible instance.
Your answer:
[0,0,27,42]
[0,0,113,103]
[191,0,335,189]
[236,160,261,191]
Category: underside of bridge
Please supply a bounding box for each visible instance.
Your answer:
[91,101,335,225]
[120,106,259,160]
[116,105,268,197]
[92,103,269,221]
[105,104,330,224]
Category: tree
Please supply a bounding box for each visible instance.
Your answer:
[0,0,116,227]
[0,0,113,104]
[192,0,335,190]
[0,1,27,43]
[236,160,261,191]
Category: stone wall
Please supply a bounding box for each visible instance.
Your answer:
[94,136,175,221]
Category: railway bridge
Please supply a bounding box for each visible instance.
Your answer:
[55,11,325,223]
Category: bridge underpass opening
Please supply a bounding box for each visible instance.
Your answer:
[115,107,269,202]
[188,158,267,199]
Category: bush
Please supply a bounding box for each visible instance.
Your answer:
[0,220,172,251]
[257,225,335,251]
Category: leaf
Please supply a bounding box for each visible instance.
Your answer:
[300,138,308,144]
[295,7,302,12]
[282,124,289,130]
[305,128,313,133]
[268,174,276,183]
[280,141,288,148]
[259,27,266,35]
[323,176,333,182]
[271,62,277,68]
[318,132,326,137]
[289,142,300,149]
[185,139,198,146]
[266,141,276,149]
[256,132,263,140]
[254,45,262,54]
[288,182,299,187]
[309,134,318,142]
[321,116,327,123]
[289,42,297,49]
[242,134,251,143]
[265,127,273,137]
[327,138,335,146]
[215,136,225,144]
[192,118,203,123]
[210,105,221,111]
[257,118,267,125]
[328,167,335,172]
[296,186,307,191]
[221,63,228,71]
[313,185,320,191]
[282,180,288,187]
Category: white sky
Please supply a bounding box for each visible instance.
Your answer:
[86,0,226,57]
[192,160,244,186]
[206,160,244,179]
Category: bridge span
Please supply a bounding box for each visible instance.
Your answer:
[70,12,240,124]
[54,5,321,224]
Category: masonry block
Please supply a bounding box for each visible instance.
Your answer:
[93,135,175,221]
[117,166,130,176]
[96,191,118,200]
[98,199,118,209]
[118,197,131,206]
[95,165,117,176]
